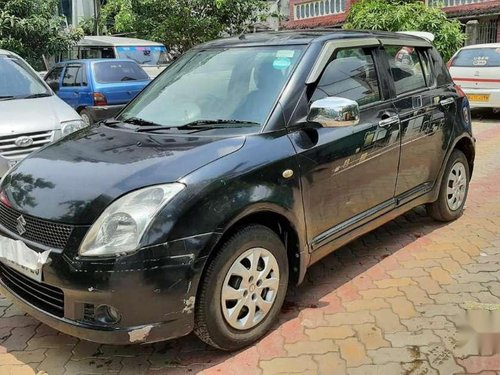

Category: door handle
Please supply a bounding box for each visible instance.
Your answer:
[440,98,455,107]
[379,116,399,128]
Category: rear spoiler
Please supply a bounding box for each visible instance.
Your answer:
[396,31,435,43]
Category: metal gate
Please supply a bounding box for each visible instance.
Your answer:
[477,19,498,44]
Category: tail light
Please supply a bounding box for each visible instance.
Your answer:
[93,92,108,106]
[455,84,467,98]
[455,85,471,126]
[447,56,455,69]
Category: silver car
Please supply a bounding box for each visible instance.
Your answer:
[0,49,86,176]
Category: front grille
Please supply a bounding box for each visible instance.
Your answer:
[0,263,64,317]
[0,130,53,159]
[0,203,73,249]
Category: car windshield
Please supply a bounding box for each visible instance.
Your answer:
[116,46,168,66]
[0,55,51,99]
[453,47,500,67]
[118,46,304,128]
[93,61,150,83]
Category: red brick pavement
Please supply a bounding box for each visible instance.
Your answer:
[1,112,500,374]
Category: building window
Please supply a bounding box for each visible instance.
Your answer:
[428,0,491,7]
[294,0,347,20]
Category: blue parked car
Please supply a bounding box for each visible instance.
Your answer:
[44,59,150,125]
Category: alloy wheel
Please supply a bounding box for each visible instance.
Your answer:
[447,161,467,211]
[221,247,280,330]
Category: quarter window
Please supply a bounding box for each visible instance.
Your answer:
[312,47,381,106]
[384,46,427,95]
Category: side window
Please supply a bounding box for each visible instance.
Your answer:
[312,47,381,106]
[45,67,63,92]
[384,46,426,95]
[62,65,79,87]
[75,65,88,86]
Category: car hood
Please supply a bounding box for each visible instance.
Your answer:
[0,125,245,225]
[0,95,80,136]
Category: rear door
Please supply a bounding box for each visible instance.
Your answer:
[382,44,454,199]
[91,61,150,105]
[449,46,500,107]
[58,64,87,109]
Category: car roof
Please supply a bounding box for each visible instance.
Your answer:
[0,49,21,58]
[197,29,433,48]
[459,43,500,50]
[58,58,141,65]
[78,36,165,47]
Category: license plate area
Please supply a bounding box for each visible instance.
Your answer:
[467,94,490,102]
[0,236,50,282]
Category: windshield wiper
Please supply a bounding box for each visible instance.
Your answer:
[23,93,52,99]
[128,119,260,133]
[179,119,260,128]
[123,117,163,127]
[0,96,14,101]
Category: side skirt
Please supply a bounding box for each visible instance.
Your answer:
[309,190,434,266]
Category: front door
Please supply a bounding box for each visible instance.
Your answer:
[289,46,401,251]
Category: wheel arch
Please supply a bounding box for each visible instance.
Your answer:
[431,134,475,202]
[454,136,475,177]
[200,206,308,290]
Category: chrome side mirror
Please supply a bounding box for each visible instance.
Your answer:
[307,97,360,127]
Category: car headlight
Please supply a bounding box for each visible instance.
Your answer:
[79,183,185,257]
[61,119,87,136]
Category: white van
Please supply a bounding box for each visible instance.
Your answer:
[0,50,86,176]
[62,36,169,78]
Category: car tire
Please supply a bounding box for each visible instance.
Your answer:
[427,150,470,222]
[194,225,289,351]
[79,109,93,126]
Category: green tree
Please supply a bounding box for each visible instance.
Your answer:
[100,0,270,52]
[100,0,135,35]
[0,0,83,70]
[344,0,465,61]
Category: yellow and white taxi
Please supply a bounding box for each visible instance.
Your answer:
[448,43,500,110]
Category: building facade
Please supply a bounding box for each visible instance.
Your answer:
[286,0,500,44]
[58,0,105,29]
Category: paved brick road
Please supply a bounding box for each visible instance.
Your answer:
[1,112,500,375]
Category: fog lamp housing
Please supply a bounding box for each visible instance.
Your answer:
[95,305,121,325]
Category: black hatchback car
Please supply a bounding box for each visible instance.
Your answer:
[0,30,475,350]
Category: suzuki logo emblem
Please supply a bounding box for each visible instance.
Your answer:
[14,136,34,148]
[16,215,27,235]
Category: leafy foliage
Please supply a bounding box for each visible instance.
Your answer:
[0,0,82,70]
[100,0,270,52]
[344,0,465,61]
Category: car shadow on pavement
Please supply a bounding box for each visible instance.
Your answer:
[1,205,454,374]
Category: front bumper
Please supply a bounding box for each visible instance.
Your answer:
[86,105,125,122]
[0,229,219,344]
